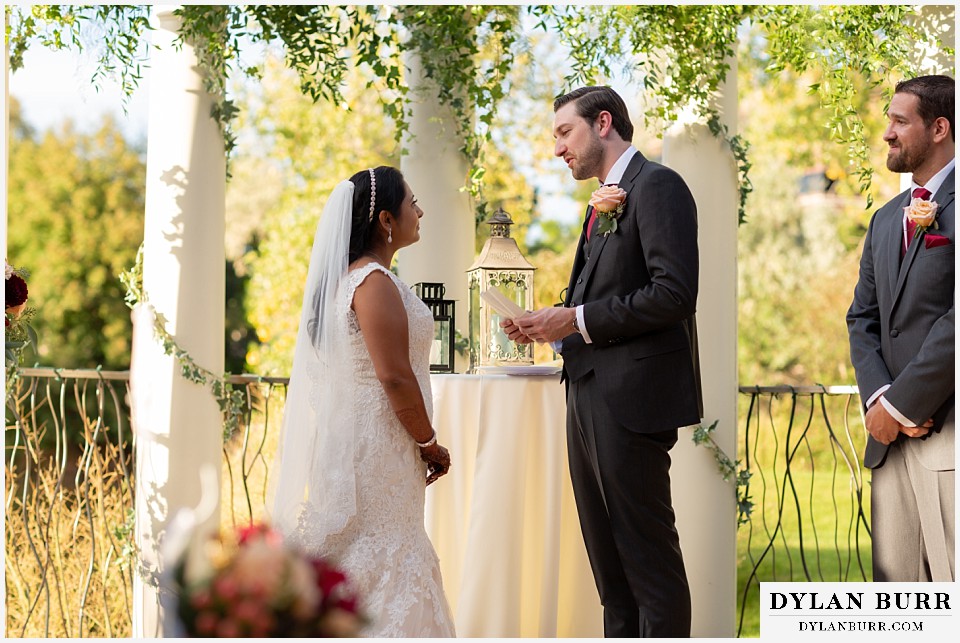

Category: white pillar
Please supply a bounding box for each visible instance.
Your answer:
[398,52,475,374]
[3,15,9,259]
[661,58,738,637]
[131,5,225,637]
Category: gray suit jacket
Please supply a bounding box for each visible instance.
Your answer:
[847,168,955,470]
[561,152,703,433]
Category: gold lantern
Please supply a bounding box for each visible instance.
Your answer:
[467,207,536,371]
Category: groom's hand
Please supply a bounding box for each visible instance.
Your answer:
[501,317,534,344]
[515,307,577,344]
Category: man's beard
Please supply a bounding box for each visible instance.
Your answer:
[886,136,932,173]
[571,135,605,181]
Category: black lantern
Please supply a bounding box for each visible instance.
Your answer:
[414,282,456,374]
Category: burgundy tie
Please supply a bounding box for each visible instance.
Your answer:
[903,187,933,256]
[586,206,598,240]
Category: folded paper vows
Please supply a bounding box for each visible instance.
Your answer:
[480,289,526,320]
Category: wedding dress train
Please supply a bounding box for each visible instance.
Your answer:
[287,262,456,637]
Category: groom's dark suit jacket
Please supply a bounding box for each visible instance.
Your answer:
[847,169,955,470]
[561,151,703,432]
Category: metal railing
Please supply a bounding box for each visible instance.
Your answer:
[5,368,136,638]
[736,385,871,637]
[6,368,871,638]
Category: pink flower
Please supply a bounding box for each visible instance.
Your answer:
[237,522,282,546]
[194,611,218,635]
[233,599,263,624]
[588,185,627,214]
[190,589,212,610]
[216,618,242,638]
[588,185,627,236]
[212,575,239,601]
[229,539,287,596]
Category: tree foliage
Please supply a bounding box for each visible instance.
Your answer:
[735,28,904,386]
[9,4,950,225]
[6,99,145,368]
[234,56,400,375]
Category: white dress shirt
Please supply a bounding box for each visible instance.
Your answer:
[573,145,638,344]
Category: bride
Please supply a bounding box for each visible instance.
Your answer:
[270,166,456,637]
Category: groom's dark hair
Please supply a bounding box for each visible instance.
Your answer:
[554,86,634,142]
[895,74,955,142]
[348,166,407,263]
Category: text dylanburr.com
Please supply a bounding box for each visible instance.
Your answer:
[761,582,955,639]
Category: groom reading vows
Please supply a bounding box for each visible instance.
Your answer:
[501,86,701,637]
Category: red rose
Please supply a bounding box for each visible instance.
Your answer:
[5,273,28,307]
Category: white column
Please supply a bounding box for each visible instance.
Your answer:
[2,15,9,258]
[398,52,475,374]
[661,57,738,637]
[131,5,225,637]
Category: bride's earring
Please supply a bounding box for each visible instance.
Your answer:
[387,227,392,244]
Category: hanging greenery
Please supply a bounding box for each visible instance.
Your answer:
[6,4,952,220]
[119,245,246,441]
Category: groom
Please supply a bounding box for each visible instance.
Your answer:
[502,86,701,637]
[846,74,955,581]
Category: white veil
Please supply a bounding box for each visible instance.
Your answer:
[269,180,357,541]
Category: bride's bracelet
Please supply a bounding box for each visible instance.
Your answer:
[416,431,437,449]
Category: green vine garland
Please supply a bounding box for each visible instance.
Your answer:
[120,245,245,441]
[6,5,952,223]
[692,420,754,527]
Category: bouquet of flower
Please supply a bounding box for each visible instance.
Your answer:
[172,523,365,638]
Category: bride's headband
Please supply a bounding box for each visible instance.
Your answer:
[368,168,377,222]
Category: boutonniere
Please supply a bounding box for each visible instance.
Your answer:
[905,197,939,237]
[589,185,627,236]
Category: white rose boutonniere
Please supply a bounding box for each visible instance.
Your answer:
[589,185,627,237]
[905,197,939,237]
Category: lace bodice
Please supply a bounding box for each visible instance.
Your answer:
[337,263,435,419]
[289,262,454,637]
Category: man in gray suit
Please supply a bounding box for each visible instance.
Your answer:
[847,74,955,582]
[502,86,701,636]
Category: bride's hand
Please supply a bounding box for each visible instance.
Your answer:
[420,443,451,486]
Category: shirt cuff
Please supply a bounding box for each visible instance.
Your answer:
[865,384,890,409]
[576,305,593,344]
[879,395,916,427]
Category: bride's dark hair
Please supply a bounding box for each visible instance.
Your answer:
[348,166,406,263]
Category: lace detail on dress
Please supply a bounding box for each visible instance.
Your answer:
[288,262,454,637]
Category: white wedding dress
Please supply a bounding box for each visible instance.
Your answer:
[287,262,456,637]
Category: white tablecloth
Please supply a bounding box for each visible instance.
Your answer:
[424,374,604,637]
